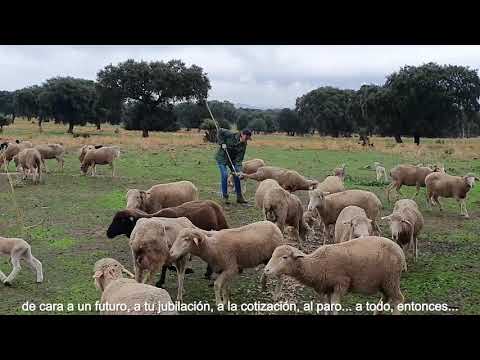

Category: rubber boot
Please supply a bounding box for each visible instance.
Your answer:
[236,193,248,204]
[223,195,230,205]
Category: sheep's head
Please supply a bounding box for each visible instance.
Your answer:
[307,189,329,211]
[344,216,373,240]
[126,189,148,210]
[227,174,235,193]
[106,209,140,238]
[308,180,319,190]
[169,228,206,261]
[264,245,305,278]
[302,209,319,228]
[381,214,412,242]
[92,258,134,292]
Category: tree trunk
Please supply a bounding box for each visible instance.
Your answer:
[38,119,43,133]
[0,125,3,133]
[394,134,403,143]
[96,122,101,130]
[67,123,74,134]
[142,128,149,138]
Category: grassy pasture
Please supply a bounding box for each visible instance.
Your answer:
[0,119,479,315]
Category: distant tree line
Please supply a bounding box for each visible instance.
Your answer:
[0,61,479,141]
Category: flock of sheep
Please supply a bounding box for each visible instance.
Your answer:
[0,139,478,315]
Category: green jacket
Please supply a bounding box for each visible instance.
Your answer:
[215,128,247,166]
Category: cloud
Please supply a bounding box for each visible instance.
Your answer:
[0,45,479,108]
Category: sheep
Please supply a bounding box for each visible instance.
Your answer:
[126,181,199,213]
[129,217,196,302]
[307,189,382,244]
[93,258,177,315]
[334,206,373,243]
[386,164,444,202]
[80,146,120,177]
[262,183,310,248]
[107,199,228,281]
[13,148,43,184]
[333,163,346,180]
[254,179,280,208]
[263,237,407,315]
[315,175,345,194]
[34,143,65,173]
[169,221,285,305]
[425,172,478,218]
[241,166,318,192]
[381,199,424,262]
[0,236,43,285]
[0,141,33,171]
[374,162,388,183]
[227,158,265,195]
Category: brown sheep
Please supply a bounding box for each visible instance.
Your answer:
[34,143,65,173]
[425,172,478,218]
[13,148,43,184]
[126,181,199,213]
[242,166,318,192]
[80,146,120,177]
[227,158,265,194]
[263,238,407,315]
[386,164,444,202]
[262,185,309,248]
[0,141,33,171]
[169,221,286,305]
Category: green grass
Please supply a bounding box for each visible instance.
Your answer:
[0,131,479,315]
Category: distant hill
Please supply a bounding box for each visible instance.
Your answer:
[234,103,266,110]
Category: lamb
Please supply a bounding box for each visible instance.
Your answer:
[425,172,478,218]
[93,258,176,315]
[13,148,43,184]
[0,141,33,171]
[129,217,196,302]
[386,164,444,202]
[126,181,199,213]
[334,206,373,243]
[333,164,346,180]
[263,237,407,315]
[0,236,43,285]
[307,189,382,244]
[241,166,318,192]
[227,158,265,195]
[169,221,285,305]
[34,143,65,173]
[381,199,424,262]
[80,146,120,177]
[262,182,310,248]
[374,162,388,183]
[315,175,345,194]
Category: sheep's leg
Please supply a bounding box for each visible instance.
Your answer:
[411,184,420,199]
[435,196,443,211]
[57,157,64,172]
[156,266,168,288]
[175,256,188,302]
[373,294,389,315]
[414,236,418,262]
[460,199,469,218]
[314,292,329,315]
[214,269,236,306]
[4,254,22,285]
[0,269,6,282]
[329,286,347,315]
[110,162,115,177]
[385,183,395,202]
[24,249,43,283]
[273,276,284,302]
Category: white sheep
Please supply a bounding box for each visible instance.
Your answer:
[315,175,345,194]
[93,258,177,315]
[263,237,407,315]
[126,181,199,213]
[34,143,65,173]
[129,217,196,302]
[169,221,285,306]
[0,236,43,285]
[0,141,34,172]
[227,158,265,195]
[381,199,424,262]
[334,205,373,243]
[425,172,478,218]
[13,148,43,184]
[307,189,382,244]
[374,162,388,183]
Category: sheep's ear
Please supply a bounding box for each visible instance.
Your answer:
[193,236,202,246]
[381,215,391,221]
[367,219,373,223]
[93,270,103,279]
[121,267,135,278]
[323,191,331,196]
[293,253,305,259]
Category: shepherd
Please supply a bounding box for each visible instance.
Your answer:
[215,128,252,205]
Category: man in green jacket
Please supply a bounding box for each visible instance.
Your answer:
[215,128,252,204]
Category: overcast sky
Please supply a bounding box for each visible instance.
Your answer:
[1,45,480,109]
